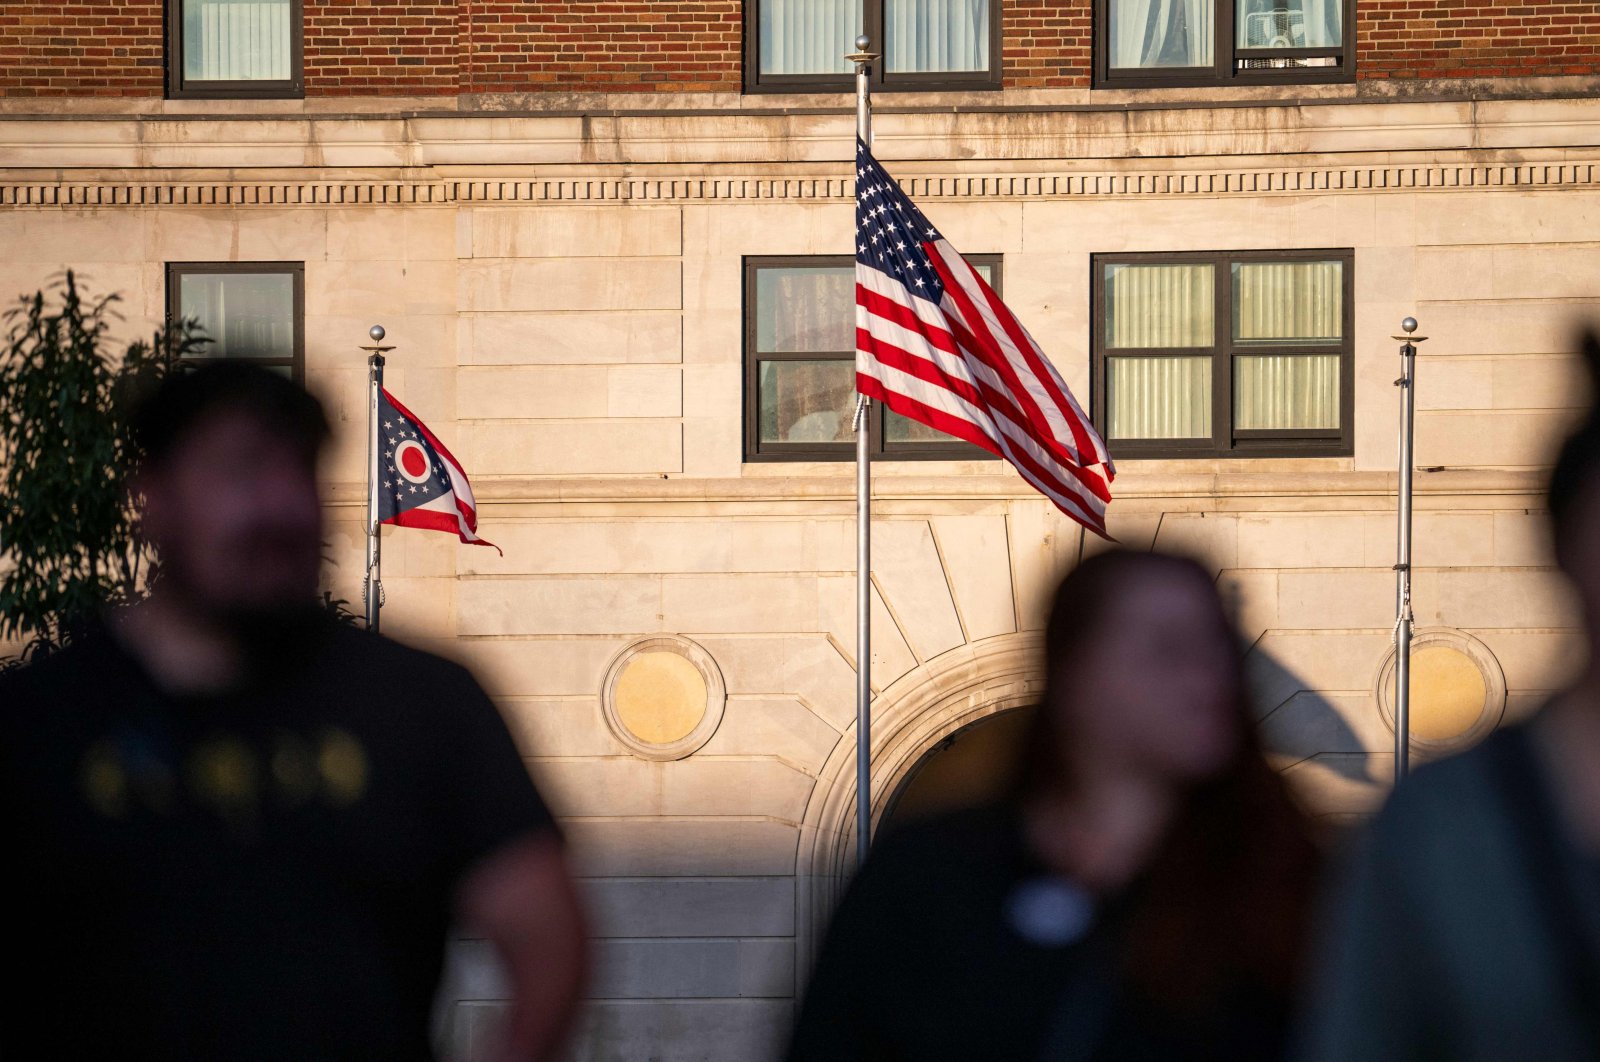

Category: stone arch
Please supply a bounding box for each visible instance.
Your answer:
[793,631,1045,978]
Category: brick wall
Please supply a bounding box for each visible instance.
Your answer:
[4,1,1599,99]
[462,1,740,93]
[1004,0,1093,88]
[1359,1,1600,79]
[0,1,163,97]
[305,1,458,95]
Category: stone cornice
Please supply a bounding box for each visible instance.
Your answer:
[3,156,1596,209]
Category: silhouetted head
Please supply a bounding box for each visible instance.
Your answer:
[1549,332,1600,646]
[132,361,329,626]
[1028,549,1244,795]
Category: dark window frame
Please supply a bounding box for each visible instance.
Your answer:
[1090,248,1354,460]
[1092,0,1356,88]
[743,254,1003,462]
[165,262,306,383]
[743,0,1002,94]
[165,0,305,100]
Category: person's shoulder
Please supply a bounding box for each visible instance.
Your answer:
[321,622,479,687]
[865,804,1026,881]
[1360,729,1523,865]
[0,634,119,701]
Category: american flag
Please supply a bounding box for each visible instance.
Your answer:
[377,389,499,553]
[853,138,1115,537]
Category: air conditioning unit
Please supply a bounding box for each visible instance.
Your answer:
[1244,9,1306,48]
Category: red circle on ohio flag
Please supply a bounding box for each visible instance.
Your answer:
[395,440,431,484]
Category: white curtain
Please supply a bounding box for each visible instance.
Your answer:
[886,0,989,73]
[1106,263,1213,349]
[1236,0,1341,48]
[185,0,291,81]
[1235,355,1340,429]
[1233,261,1342,343]
[1108,0,1215,69]
[761,0,862,75]
[1107,358,1212,439]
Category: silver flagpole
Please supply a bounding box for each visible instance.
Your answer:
[848,33,879,870]
[362,324,394,632]
[1392,317,1426,784]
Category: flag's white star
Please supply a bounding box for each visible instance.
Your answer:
[383,420,392,429]
[421,484,431,493]
[914,277,925,288]
[408,485,417,493]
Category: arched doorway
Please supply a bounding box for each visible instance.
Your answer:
[880,706,1038,833]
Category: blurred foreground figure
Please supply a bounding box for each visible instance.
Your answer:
[1299,333,1600,1062]
[787,550,1320,1062]
[0,363,585,1061]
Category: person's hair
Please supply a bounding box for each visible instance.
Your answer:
[1016,549,1320,1009]
[1547,331,1600,569]
[132,360,330,468]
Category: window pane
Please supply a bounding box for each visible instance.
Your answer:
[759,360,856,444]
[183,0,292,82]
[1105,263,1213,348]
[1236,0,1343,49]
[1107,357,1212,439]
[179,272,295,359]
[886,0,989,73]
[1232,260,1343,344]
[756,268,854,353]
[885,410,954,444]
[760,0,862,75]
[1234,354,1340,430]
[1108,0,1215,70]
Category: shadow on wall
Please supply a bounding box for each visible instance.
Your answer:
[1244,644,1389,820]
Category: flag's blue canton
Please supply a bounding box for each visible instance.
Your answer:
[376,391,454,522]
[856,138,946,302]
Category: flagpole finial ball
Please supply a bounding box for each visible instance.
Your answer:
[369,325,386,343]
[1401,317,1418,334]
[856,34,870,50]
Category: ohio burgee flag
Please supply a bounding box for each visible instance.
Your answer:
[853,138,1115,537]
[376,389,499,552]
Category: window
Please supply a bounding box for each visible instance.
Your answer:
[167,263,305,381]
[1091,250,1353,458]
[746,0,1000,93]
[1095,0,1353,86]
[744,256,1001,461]
[167,0,304,99]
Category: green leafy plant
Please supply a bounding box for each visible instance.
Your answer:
[0,271,203,663]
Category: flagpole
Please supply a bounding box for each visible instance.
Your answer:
[1392,316,1426,785]
[848,33,879,870]
[361,324,394,632]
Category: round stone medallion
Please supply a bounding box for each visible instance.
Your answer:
[1376,628,1506,755]
[602,636,726,760]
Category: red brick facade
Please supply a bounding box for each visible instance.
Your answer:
[1004,0,1094,89]
[3,1,1597,98]
[1359,1,1600,80]
[0,2,163,97]
[463,1,740,93]
[305,1,458,95]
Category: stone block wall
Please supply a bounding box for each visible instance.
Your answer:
[1,98,1598,1057]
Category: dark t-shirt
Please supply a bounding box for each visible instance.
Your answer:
[787,805,1292,1062]
[0,617,555,1061]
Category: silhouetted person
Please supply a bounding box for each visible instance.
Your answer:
[0,362,585,1061]
[787,550,1320,1062]
[1298,333,1600,1062]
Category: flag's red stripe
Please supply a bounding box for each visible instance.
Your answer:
[858,358,1110,529]
[947,247,1108,474]
[857,372,1107,535]
[384,507,501,552]
[858,326,1112,503]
